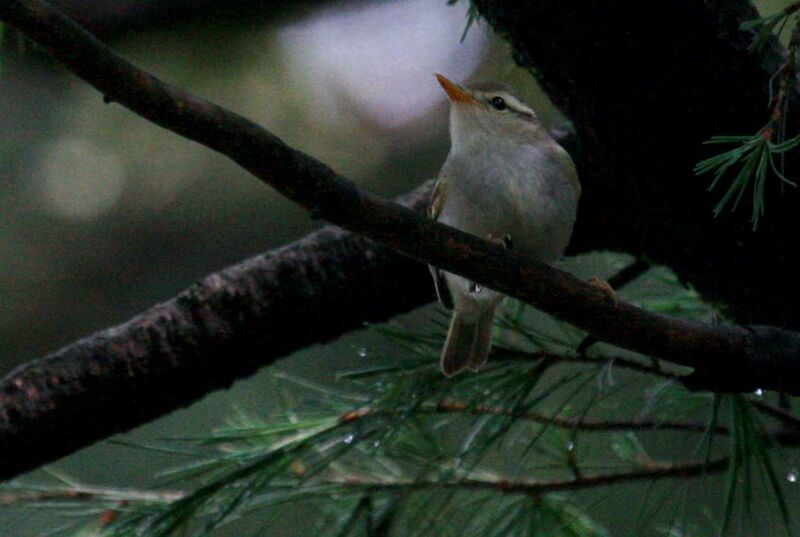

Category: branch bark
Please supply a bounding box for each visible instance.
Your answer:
[0,188,433,481]
[1,0,800,481]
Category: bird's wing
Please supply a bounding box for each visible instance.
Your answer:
[428,176,448,220]
[553,142,581,198]
[429,176,454,310]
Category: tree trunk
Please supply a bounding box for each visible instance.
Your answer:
[473,0,800,327]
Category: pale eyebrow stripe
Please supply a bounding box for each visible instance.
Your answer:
[502,95,534,116]
[480,91,536,120]
[503,98,536,120]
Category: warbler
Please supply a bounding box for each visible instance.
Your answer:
[430,74,580,376]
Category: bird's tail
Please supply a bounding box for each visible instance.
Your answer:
[440,309,495,377]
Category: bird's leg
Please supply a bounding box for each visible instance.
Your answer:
[576,258,648,355]
[486,232,512,249]
[586,276,618,305]
[469,233,512,294]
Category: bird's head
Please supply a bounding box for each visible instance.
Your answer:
[435,74,544,151]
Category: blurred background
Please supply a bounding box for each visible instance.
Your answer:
[0,0,796,535]
[0,0,563,365]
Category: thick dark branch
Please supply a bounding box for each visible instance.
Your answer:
[0,188,433,482]
[2,0,800,481]
[472,0,800,329]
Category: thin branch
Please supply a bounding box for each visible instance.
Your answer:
[0,484,183,505]
[752,399,800,427]
[778,1,800,17]
[434,397,800,445]
[498,350,800,432]
[432,399,725,435]
[339,397,724,435]
[491,348,682,381]
[0,459,728,510]
[333,458,730,496]
[0,0,799,481]
[751,398,800,444]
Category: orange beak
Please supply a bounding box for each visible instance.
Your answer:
[436,74,476,104]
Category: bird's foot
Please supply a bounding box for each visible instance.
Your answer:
[486,232,513,250]
[587,277,618,305]
[469,234,512,294]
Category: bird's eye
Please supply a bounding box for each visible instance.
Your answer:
[490,96,507,111]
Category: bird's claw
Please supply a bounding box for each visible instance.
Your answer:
[587,277,618,305]
[486,233,512,250]
[469,233,512,293]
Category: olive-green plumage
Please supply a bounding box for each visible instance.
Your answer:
[430,75,580,376]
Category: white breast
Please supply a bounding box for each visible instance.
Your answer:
[438,140,578,264]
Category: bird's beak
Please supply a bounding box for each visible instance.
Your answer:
[436,74,476,105]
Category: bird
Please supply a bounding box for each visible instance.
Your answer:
[429,74,581,376]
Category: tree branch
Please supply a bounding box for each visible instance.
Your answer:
[432,399,724,435]
[0,189,433,482]
[1,0,800,482]
[408,458,731,495]
[575,258,651,355]
[0,457,729,509]
[0,483,183,506]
